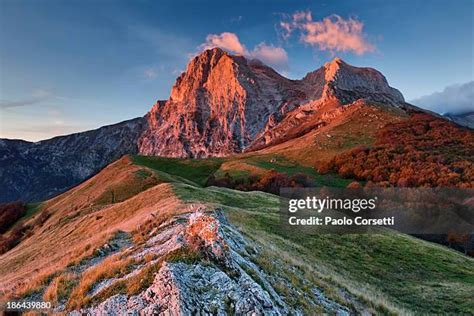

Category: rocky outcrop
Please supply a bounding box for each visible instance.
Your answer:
[0,117,146,202]
[303,58,404,106]
[71,208,352,315]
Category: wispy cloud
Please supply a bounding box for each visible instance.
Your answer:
[198,32,288,71]
[129,24,191,60]
[0,89,53,109]
[143,67,158,80]
[410,81,474,115]
[3,122,95,141]
[279,11,375,55]
[251,43,288,71]
[229,15,243,23]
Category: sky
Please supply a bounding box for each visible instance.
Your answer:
[0,0,472,141]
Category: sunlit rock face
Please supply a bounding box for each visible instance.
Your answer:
[139,48,405,158]
[138,48,306,158]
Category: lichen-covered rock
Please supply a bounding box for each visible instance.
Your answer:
[144,262,284,315]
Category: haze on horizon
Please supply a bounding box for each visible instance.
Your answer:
[0,0,472,141]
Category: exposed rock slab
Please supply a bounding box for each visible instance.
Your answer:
[71,208,353,315]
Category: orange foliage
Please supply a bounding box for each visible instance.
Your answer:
[317,113,474,188]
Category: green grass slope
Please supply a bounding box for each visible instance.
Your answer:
[172,183,474,314]
[132,154,352,189]
[131,155,224,186]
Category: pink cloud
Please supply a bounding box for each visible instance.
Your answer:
[293,10,312,22]
[280,11,375,55]
[199,32,248,55]
[198,32,288,71]
[250,43,288,70]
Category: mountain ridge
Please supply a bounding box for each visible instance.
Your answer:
[444,111,474,129]
[0,48,457,202]
[138,48,407,158]
[0,117,146,202]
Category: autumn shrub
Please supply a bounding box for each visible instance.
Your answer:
[0,201,26,233]
[0,209,50,255]
[317,113,474,188]
[0,223,31,254]
[207,171,313,194]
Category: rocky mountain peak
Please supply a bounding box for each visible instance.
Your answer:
[138,50,407,158]
[323,57,345,81]
[169,48,239,103]
[329,58,404,105]
[303,57,405,105]
[139,48,304,158]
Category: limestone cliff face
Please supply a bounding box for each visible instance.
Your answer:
[139,48,405,158]
[138,48,306,158]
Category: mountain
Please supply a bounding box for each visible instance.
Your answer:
[138,48,307,157]
[0,48,437,202]
[444,111,474,129]
[138,48,406,158]
[302,57,404,105]
[0,118,146,202]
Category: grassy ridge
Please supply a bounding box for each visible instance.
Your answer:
[173,183,474,314]
[131,155,224,186]
[132,155,474,313]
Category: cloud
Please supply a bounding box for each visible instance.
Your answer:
[250,43,288,70]
[199,32,248,55]
[0,89,53,109]
[279,11,375,55]
[3,121,94,142]
[229,15,243,23]
[129,24,192,61]
[198,32,288,71]
[410,81,474,115]
[143,67,158,80]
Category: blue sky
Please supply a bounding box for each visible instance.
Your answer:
[0,0,472,141]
